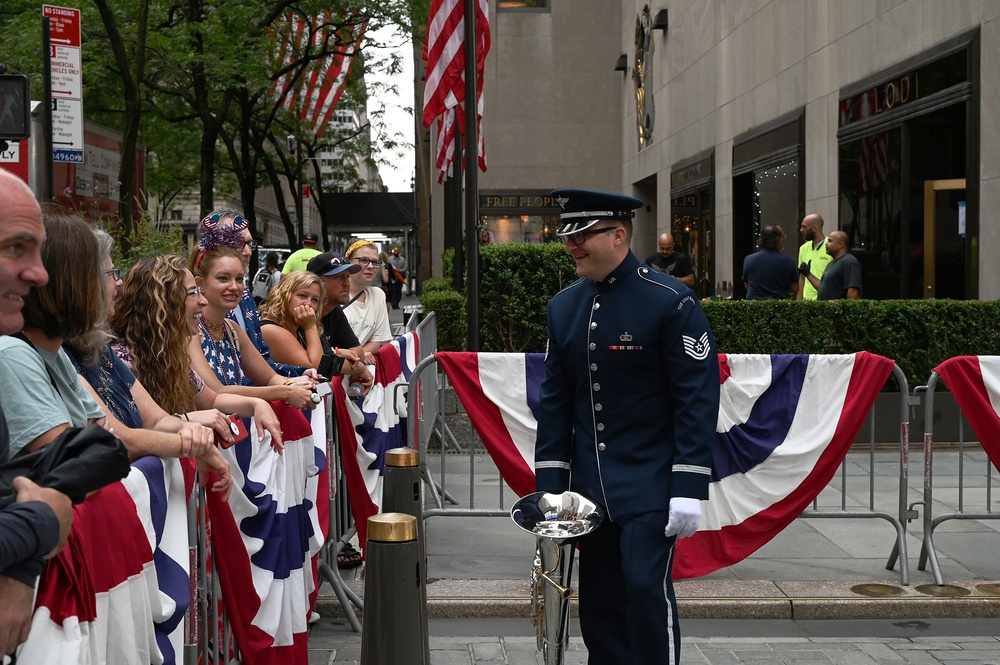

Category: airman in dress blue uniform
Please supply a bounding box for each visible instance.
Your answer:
[534,189,719,665]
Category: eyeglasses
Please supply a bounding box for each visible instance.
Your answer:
[563,226,622,246]
[104,266,121,281]
[351,257,381,268]
[243,240,258,251]
[185,287,202,299]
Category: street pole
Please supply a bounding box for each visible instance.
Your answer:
[463,0,480,352]
[296,137,304,245]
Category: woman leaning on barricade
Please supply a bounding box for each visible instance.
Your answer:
[108,255,283,454]
[258,270,328,370]
[0,214,229,500]
[186,222,318,411]
[343,240,393,365]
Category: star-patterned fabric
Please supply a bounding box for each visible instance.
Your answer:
[200,321,250,387]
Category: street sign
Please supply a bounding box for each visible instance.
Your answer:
[52,98,83,163]
[49,45,82,98]
[42,5,81,48]
[44,5,84,164]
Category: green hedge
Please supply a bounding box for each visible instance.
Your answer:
[702,299,1000,387]
[421,244,1000,387]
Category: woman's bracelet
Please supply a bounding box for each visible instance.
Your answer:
[173,412,190,422]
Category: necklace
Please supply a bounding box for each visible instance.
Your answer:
[202,315,227,332]
[199,317,243,386]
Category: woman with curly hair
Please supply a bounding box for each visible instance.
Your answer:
[110,256,282,448]
[0,214,229,497]
[258,270,327,370]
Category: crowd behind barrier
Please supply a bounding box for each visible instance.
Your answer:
[17,317,1000,663]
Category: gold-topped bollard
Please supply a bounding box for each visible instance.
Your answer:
[380,448,429,665]
[360,513,429,665]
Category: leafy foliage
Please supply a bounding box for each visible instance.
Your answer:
[478,243,577,352]
[701,299,1000,388]
[99,212,187,275]
[420,288,466,351]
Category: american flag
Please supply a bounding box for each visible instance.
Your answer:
[934,356,1000,473]
[270,10,366,139]
[422,0,490,183]
[435,351,894,579]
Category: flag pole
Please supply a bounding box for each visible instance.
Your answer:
[463,0,480,351]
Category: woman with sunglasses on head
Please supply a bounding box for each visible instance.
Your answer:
[109,256,283,453]
[186,226,317,411]
[199,210,305,378]
[343,240,393,366]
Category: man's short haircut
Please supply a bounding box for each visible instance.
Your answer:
[760,225,783,251]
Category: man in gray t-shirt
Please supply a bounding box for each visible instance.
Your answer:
[801,230,862,300]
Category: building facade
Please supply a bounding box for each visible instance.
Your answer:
[619,0,998,300]
[425,0,625,275]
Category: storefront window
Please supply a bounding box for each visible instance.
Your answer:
[752,160,799,248]
[481,214,559,244]
[498,0,549,10]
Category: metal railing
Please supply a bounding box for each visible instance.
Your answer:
[914,371,1000,585]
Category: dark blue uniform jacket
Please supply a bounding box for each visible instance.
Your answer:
[534,252,719,522]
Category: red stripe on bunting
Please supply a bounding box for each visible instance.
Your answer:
[934,356,1000,473]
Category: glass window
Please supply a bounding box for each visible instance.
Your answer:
[481,214,559,244]
[752,159,799,253]
[498,0,549,11]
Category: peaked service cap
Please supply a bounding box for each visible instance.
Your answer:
[551,189,644,236]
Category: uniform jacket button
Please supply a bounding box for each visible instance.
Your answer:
[590,321,597,330]
[590,363,598,371]
[592,383,600,391]
[589,342,596,350]
[597,443,606,451]
[594,403,602,411]
[597,423,605,432]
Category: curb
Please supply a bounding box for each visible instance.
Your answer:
[315,579,1000,621]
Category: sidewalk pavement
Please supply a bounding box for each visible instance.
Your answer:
[307,293,1000,663]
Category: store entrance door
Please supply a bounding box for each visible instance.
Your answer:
[671,187,713,298]
[922,179,967,299]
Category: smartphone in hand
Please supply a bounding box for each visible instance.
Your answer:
[218,414,250,449]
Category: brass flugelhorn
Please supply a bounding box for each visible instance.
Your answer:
[510,491,604,665]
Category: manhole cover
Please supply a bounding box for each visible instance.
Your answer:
[915,584,971,597]
[976,583,1000,596]
[851,583,905,597]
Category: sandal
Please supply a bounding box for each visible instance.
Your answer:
[337,543,363,569]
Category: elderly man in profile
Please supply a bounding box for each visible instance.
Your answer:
[0,170,74,657]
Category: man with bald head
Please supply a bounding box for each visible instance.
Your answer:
[644,232,694,287]
[803,230,862,300]
[796,213,832,300]
[0,170,74,657]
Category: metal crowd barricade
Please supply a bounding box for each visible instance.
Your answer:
[184,391,364,661]
[408,353,505,520]
[407,353,916,583]
[800,364,913,585]
[915,369,1000,585]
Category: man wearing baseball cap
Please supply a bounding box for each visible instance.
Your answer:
[306,252,366,364]
[533,188,719,665]
[282,232,321,274]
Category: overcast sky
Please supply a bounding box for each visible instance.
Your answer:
[368,24,416,192]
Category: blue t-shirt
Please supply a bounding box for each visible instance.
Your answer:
[742,249,800,300]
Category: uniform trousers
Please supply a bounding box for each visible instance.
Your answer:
[578,510,680,665]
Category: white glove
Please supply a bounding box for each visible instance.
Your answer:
[663,497,702,539]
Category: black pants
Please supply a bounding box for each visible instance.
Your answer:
[578,510,681,665]
[390,279,404,309]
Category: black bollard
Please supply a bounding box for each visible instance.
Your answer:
[382,448,429,665]
[382,447,425,554]
[360,513,429,665]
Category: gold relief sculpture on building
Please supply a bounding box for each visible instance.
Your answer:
[634,5,655,150]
